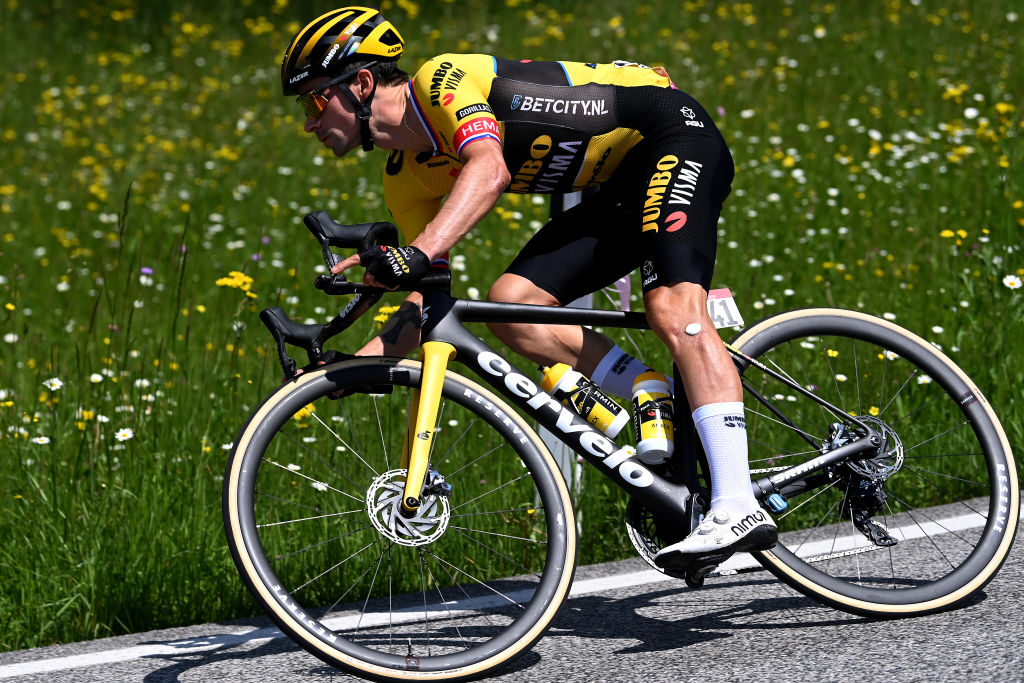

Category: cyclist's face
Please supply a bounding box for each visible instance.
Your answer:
[301,78,360,157]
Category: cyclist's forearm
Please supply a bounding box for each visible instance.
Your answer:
[410,142,509,260]
[356,294,423,357]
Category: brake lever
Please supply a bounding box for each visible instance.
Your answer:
[259,307,327,378]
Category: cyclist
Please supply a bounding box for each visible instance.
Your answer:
[280,7,777,567]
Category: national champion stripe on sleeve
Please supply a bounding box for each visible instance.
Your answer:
[406,82,442,154]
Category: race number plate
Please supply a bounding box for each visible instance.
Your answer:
[707,288,744,329]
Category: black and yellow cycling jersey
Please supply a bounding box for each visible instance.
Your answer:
[384,55,699,236]
[384,53,733,297]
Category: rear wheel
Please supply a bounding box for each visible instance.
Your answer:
[733,309,1018,616]
[224,357,576,680]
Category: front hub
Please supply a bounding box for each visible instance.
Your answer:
[367,469,451,546]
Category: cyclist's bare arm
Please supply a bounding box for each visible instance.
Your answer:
[333,139,510,275]
[407,139,509,261]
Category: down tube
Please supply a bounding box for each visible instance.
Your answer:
[457,336,690,519]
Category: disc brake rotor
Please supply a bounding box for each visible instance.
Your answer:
[366,468,451,547]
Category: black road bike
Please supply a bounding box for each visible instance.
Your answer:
[223,213,1019,681]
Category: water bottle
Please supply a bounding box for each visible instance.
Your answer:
[540,364,630,438]
[631,371,675,464]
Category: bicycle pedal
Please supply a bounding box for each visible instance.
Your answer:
[692,551,730,574]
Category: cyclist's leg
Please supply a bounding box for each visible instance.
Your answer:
[609,97,775,564]
[487,191,645,380]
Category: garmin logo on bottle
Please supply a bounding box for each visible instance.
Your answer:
[476,350,654,488]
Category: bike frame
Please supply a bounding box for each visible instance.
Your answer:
[390,287,882,522]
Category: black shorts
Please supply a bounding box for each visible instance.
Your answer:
[505,90,734,303]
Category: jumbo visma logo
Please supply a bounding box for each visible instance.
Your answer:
[429,61,466,107]
[641,155,704,232]
[641,155,678,233]
[508,134,584,193]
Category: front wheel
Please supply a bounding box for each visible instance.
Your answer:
[733,309,1018,617]
[223,357,576,680]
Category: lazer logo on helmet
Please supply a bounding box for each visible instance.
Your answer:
[476,350,654,488]
[289,71,309,84]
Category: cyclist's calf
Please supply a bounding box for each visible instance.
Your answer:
[643,282,742,410]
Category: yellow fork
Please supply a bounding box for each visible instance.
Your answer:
[400,341,456,513]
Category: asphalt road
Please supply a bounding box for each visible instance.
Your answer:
[2,520,1022,683]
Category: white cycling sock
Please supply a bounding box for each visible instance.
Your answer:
[692,401,759,516]
[590,345,648,399]
[591,344,675,399]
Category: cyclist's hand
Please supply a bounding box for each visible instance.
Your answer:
[334,245,429,290]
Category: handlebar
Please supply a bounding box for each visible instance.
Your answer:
[260,211,451,378]
[303,211,399,270]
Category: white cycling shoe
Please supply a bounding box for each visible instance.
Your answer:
[654,507,778,571]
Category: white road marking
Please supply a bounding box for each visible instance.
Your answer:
[1,507,1016,679]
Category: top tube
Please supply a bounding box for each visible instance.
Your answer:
[451,298,650,329]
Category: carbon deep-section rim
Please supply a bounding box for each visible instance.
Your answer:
[223,357,576,680]
[733,309,1018,616]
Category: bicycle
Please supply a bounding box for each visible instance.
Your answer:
[223,211,1019,681]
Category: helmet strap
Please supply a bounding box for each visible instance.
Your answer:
[341,69,379,152]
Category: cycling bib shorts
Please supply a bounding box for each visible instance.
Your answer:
[383,54,733,297]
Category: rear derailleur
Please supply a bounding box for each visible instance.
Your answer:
[840,474,898,547]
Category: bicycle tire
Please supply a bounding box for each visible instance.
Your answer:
[224,357,576,680]
[732,308,1018,617]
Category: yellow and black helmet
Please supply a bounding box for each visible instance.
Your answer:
[281,7,404,96]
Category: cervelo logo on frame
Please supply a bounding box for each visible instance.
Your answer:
[476,350,654,488]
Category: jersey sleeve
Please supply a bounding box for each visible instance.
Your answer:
[409,54,502,159]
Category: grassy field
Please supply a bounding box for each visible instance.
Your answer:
[1,0,1022,650]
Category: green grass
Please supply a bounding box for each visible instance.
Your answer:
[1,0,1022,651]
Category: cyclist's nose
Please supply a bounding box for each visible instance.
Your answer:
[304,117,320,134]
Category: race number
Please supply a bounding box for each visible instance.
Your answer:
[707,288,744,329]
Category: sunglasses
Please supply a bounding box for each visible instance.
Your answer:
[296,62,378,120]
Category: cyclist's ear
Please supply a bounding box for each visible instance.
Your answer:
[353,68,377,99]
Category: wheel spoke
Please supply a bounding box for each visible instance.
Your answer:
[732,312,1016,615]
[226,359,573,673]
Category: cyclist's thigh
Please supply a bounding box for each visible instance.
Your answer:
[624,94,735,293]
[504,191,643,305]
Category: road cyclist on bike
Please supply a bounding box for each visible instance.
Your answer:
[279,6,778,569]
